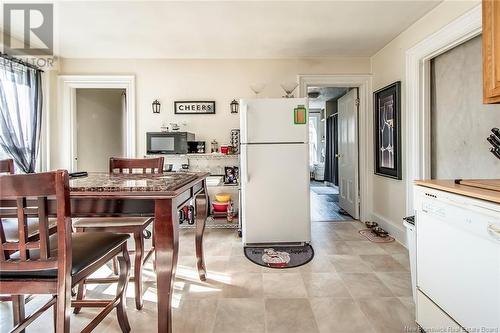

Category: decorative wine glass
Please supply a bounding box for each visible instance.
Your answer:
[280,82,298,98]
[250,83,266,97]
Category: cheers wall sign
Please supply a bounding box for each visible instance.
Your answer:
[174,101,216,114]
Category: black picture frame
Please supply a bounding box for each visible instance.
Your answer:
[174,101,216,114]
[373,81,402,180]
[224,166,239,185]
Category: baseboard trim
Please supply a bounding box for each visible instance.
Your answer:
[371,213,407,248]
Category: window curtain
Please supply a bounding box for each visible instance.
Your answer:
[0,57,43,173]
[324,115,339,185]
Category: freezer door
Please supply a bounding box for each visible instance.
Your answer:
[240,98,308,144]
[241,143,311,244]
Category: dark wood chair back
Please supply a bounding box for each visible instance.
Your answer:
[109,157,164,174]
[0,159,15,174]
[0,170,71,274]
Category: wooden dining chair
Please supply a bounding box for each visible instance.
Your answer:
[0,158,15,174]
[0,170,131,333]
[73,157,164,310]
[0,158,58,331]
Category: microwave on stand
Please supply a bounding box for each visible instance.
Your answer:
[146,132,195,155]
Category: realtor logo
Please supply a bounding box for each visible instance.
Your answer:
[3,3,53,56]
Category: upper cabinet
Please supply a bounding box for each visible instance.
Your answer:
[483,0,500,104]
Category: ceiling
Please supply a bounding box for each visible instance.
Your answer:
[2,1,442,59]
[308,86,349,109]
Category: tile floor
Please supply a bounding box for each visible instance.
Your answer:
[310,182,352,222]
[0,221,416,333]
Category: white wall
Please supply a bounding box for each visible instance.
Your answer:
[370,0,480,241]
[51,57,370,167]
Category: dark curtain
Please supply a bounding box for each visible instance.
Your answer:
[324,115,339,185]
[0,57,43,173]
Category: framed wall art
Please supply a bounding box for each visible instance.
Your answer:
[373,81,402,180]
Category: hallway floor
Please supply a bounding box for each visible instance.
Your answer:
[310,181,352,221]
[0,221,415,333]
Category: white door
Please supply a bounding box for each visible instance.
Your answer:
[337,89,359,219]
[240,98,308,144]
[241,143,311,244]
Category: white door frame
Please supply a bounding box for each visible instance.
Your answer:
[57,75,136,171]
[405,5,481,215]
[298,74,372,222]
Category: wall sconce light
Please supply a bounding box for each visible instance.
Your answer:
[230,99,239,114]
[152,99,161,114]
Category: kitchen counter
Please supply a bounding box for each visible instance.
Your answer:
[415,179,500,204]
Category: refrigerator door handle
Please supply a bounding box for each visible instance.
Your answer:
[245,152,250,183]
[244,104,249,143]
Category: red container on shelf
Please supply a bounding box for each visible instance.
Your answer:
[220,145,229,155]
[212,201,229,212]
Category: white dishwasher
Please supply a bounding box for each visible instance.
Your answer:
[415,186,500,331]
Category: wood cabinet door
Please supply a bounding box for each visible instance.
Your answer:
[483,0,500,103]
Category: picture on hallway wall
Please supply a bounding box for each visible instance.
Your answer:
[373,81,402,180]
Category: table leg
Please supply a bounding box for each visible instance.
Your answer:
[195,183,208,281]
[154,199,178,333]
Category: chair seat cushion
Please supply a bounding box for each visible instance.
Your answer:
[2,218,57,242]
[73,217,153,228]
[0,232,129,280]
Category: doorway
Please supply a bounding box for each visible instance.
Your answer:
[57,75,136,172]
[307,86,361,222]
[75,88,126,172]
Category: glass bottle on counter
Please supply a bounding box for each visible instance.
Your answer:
[227,200,234,223]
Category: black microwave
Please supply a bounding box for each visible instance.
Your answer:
[146,132,195,154]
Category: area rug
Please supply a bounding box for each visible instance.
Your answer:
[359,229,395,243]
[244,244,314,269]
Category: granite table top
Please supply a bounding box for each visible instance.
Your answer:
[69,172,209,197]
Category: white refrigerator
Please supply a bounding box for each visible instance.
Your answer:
[240,98,311,245]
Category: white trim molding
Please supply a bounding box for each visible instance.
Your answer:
[57,75,136,171]
[298,74,373,222]
[405,5,481,215]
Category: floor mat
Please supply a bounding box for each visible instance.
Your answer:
[244,244,314,269]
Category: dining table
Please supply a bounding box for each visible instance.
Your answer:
[68,171,210,332]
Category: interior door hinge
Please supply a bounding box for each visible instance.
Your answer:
[355,98,360,106]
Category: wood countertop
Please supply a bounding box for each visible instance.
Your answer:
[415,179,500,205]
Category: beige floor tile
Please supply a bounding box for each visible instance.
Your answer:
[398,296,416,313]
[376,272,413,297]
[265,298,319,333]
[357,297,417,333]
[222,272,263,298]
[310,297,374,333]
[314,240,352,255]
[301,272,351,298]
[392,252,411,269]
[225,255,263,273]
[379,241,408,254]
[212,298,265,333]
[329,255,373,273]
[349,221,367,231]
[299,253,336,273]
[203,237,234,257]
[172,299,217,333]
[178,278,225,300]
[339,273,394,298]
[344,241,386,255]
[334,228,366,241]
[360,255,408,272]
[263,273,308,298]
